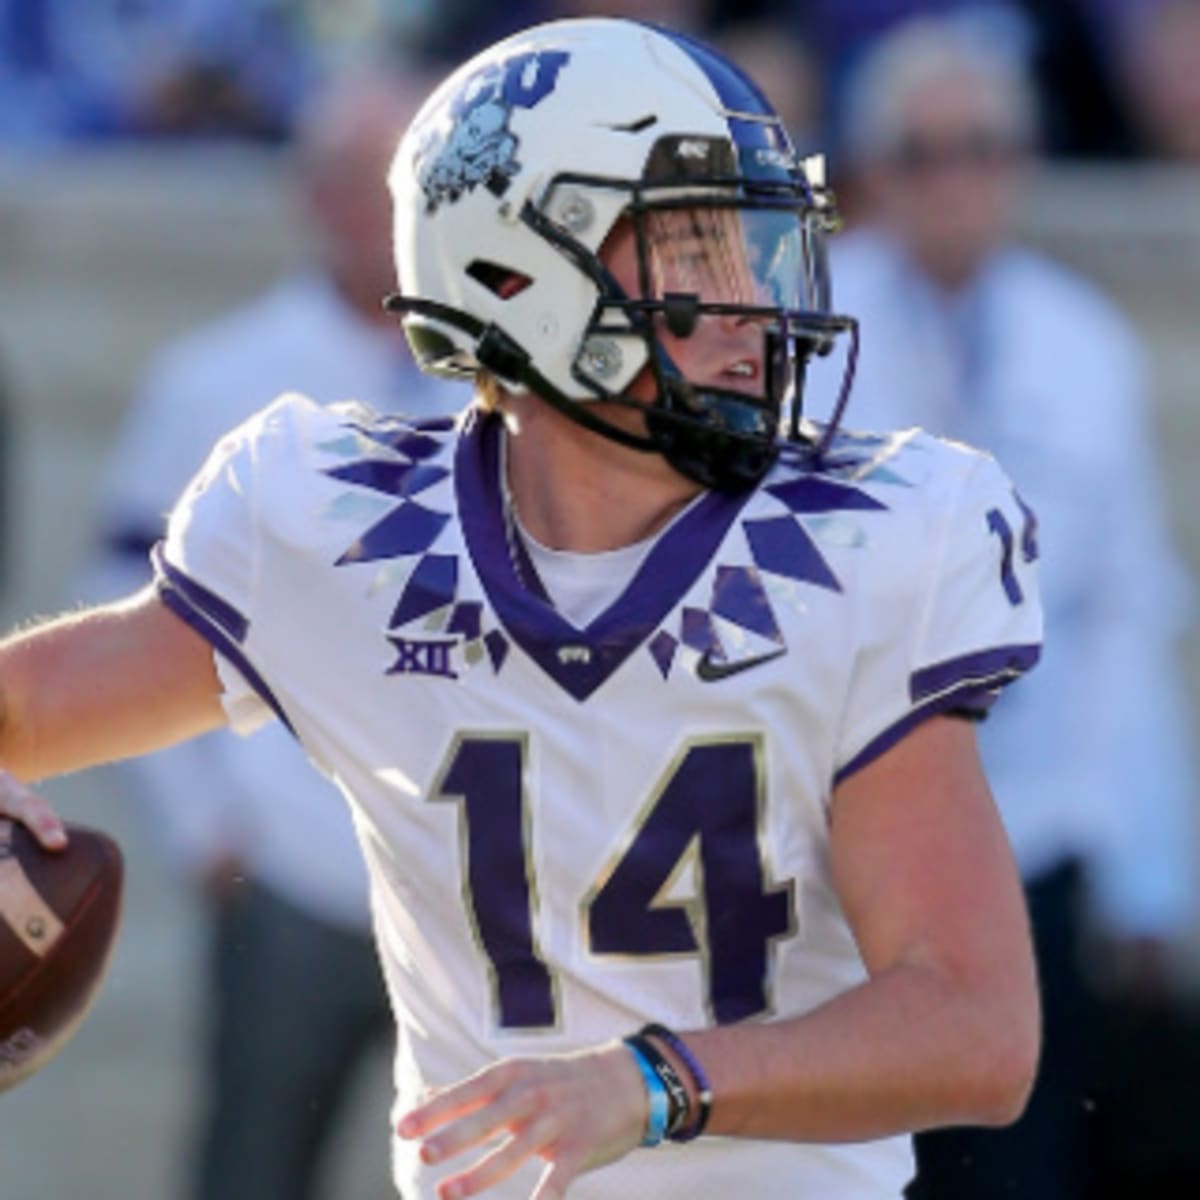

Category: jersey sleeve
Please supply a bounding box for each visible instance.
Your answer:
[834,451,1043,784]
[153,395,305,736]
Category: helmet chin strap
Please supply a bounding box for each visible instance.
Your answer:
[476,318,782,490]
[384,290,795,491]
[385,291,660,454]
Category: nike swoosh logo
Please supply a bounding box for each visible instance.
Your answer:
[695,647,787,682]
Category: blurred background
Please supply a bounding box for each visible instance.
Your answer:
[3,2,1200,1198]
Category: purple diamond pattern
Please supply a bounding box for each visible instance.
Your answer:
[325,460,447,498]
[446,601,483,642]
[413,416,457,433]
[680,607,721,655]
[742,516,842,593]
[349,423,444,460]
[766,476,887,514]
[710,565,782,643]
[321,414,491,679]
[390,553,459,628]
[484,629,510,673]
[336,502,450,565]
[649,630,678,679]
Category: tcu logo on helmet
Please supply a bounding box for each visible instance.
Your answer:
[415,50,570,213]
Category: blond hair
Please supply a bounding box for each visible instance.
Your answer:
[474,371,506,414]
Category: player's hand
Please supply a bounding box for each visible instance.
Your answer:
[0,768,67,851]
[397,1041,649,1199]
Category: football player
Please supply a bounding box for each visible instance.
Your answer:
[0,18,1042,1200]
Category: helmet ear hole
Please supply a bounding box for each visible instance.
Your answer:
[466,260,533,299]
[404,322,470,376]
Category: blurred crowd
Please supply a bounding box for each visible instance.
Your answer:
[2,0,1200,164]
[4,2,1200,1200]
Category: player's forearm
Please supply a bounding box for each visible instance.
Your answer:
[0,673,17,770]
[0,588,227,781]
[0,612,74,778]
[0,601,145,780]
[680,955,1038,1144]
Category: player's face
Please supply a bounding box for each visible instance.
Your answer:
[602,207,804,405]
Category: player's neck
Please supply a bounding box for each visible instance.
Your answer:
[502,398,703,554]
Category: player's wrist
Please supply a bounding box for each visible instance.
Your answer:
[623,1023,713,1144]
[622,1035,673,1145]
[636,1023,713,1142]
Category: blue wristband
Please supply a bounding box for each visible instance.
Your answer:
[640,1023,713,1142]
[624,1038,670,1146]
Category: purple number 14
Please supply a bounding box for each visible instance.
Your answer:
[435,735,795,1030]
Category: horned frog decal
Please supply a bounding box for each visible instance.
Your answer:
[415,50,570,213]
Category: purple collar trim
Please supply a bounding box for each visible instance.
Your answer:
[455,413,753,701]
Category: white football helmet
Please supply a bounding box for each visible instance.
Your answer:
[387,17,856,489]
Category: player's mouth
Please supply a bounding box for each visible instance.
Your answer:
[712,356,761,395]
[723,358,758,380]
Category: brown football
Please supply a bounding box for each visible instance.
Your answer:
[0,819,124,1092]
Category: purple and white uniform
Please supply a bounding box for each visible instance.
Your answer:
[157,393,1041,1199]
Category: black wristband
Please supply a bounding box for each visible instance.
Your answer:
[639,1023,713,1142]
[624,1033,691,1138]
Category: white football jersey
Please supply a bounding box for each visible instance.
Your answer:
[158,394,1041,1199]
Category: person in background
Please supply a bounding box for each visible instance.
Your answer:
[0,0,312,143]
[82,68,468,1200]
[1117,0,1200,162]
[807,17,1197,1199]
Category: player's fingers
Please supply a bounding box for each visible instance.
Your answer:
[421,1080,537,1166]
[0,771,67,851]
[530,1155,580,1200]
[399,1061,515,1139]
[435,1117,554,1200]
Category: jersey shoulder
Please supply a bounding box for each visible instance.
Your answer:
[218,390,460,483]
[775,423,1015,526]
[182,391,461,553]
[765,424,1037,626]
[774,426,1041,779]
